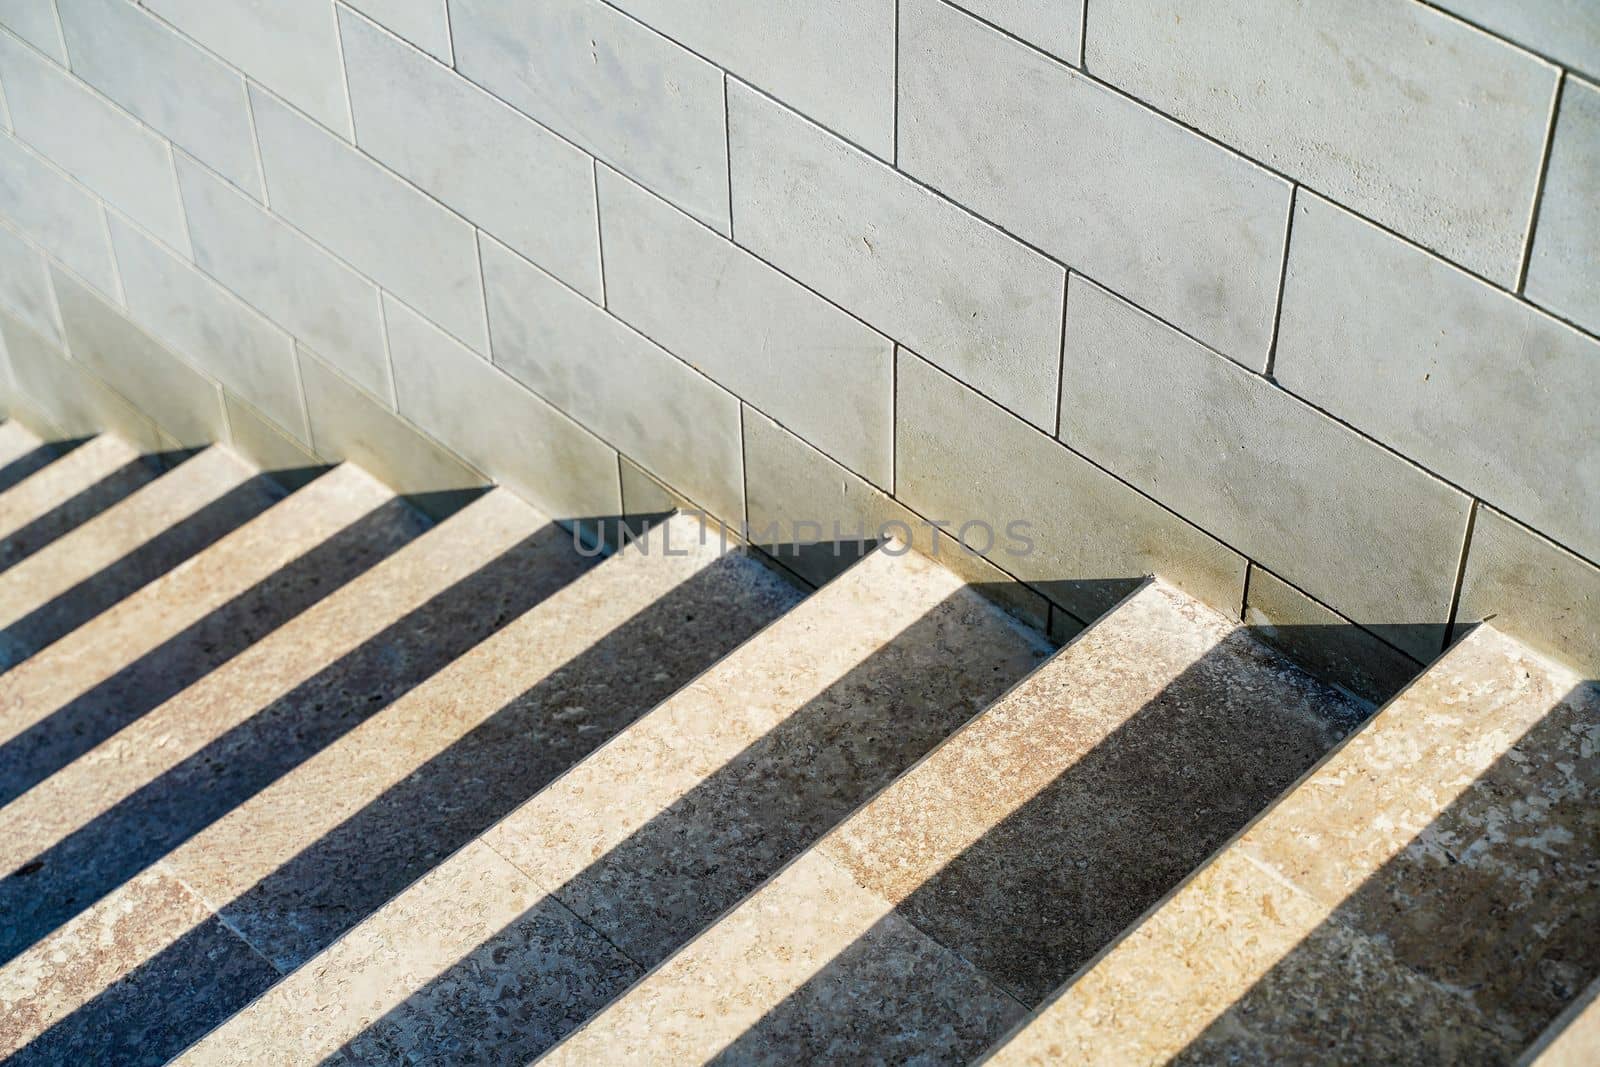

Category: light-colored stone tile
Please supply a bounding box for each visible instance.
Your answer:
[0,0,62,61]
[345,0,452,63]
[482,235,744,520]
[386,294,620,523]
[1062,275,1471,661]
[618,455,681,519]
[143,0,351,136]
[1526,76,1600,335]
[730,81,1065,428]
[109,215,305,442]
[1244,565,1421,706]
[897,346,1247,624]
[546,851,1024,1066]
[1433,0,1600,81]
[743,405,1051,629]
[901,0,1288,366]
[0,218,57,341]
[948,0,1082,62]
[600,167,893,486]
[222,392,320,487]
[1456,506,1600,678]
[1086,0,1558,284]
[56,0,261,198]
[53,267,226,448]
[452,0,729,232]
[0,28,187,252]
[608,0,895,156]
[0,311,164,450]
[175,155,389,400]
[250,87,486,353]
[340,8,601,300]
[299,349,484,503]
[0,131,114,297]
[1276,193,1600,565]
[0,429,136,542]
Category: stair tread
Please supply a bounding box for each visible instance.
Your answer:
[988,625,1600,1065]
[0,434,154,566]
[2,510,802,1066]
[546,579,1369,1065]
[0,446,280,669]
[178,541,1052,1065]
[0,421,54,495]
[1524,975,1600,1066]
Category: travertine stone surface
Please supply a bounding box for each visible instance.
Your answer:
[0,432,144,550]
[176,515,804,1064]
[555,580,1364,1063]
[993,626,1600,1064]
[0,446,278,668]
[0,420,47,488]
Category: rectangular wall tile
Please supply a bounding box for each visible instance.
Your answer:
[608,0,894,156]
[298,350,485,506]
[175,155,390,402]
[451,0,729,233]
[339,8,601,301]
[0,219,58,341]
[948,0,1082,64]
[481,236,744,520]
[385,294,622,522]
[0,0,63,62]
[1276,193,1600,566]
[56,0,261,199]
[1086,0,1558,285]
[345,0,452,64]
[223,393,321,487]
[251,87,486,353]
[1433,0,1600,81]
[1526,77,1600,336]
[1456,507,1600,677]
[1060,275,1471,661]
[0,131,114,295]
[0,29,187,251]
[108,215,306,441]
[598,167,893,487]
[900,0,1289,367]
[52,267,227,447]
[0,310,165,450]
[896,347,1247,624]
[729,81,1065,429]
[143,0,351,136]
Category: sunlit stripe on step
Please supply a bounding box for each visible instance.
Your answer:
[0,447,266,659]
[986,627,1595,1065]
[0,433,141,541]
[176,543,1052,1064]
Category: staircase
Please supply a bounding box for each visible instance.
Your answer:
[0,426,1593,1065]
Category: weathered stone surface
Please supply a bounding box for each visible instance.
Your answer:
[0,432,140,549]
[1525,77,1600,336]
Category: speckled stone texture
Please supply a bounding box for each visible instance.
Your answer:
[0,421,57,495]
[547,579,1365,1064]
[0,446,282,669]
[1526,975,1600,1066]
[0,433,159,570]
[991,625,1600,1065]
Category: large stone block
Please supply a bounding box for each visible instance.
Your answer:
[1525,76,1600,335]
[0,218,57,342]
[344,0,452,63]
[0,133,114,296]
[947,0,1083,62]
[1432,0,1600,81]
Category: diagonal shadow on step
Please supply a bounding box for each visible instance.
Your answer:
[705,627,1375,1064]
[1168,678,1600,1065]
[315,582,1049,1065]
[0,519,593,971]
[0,474,285,671]
[0,491,428,810]
[10,540,794,1066]
[0,453,176,573]
[0,437,78,497]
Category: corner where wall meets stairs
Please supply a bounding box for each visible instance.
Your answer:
[0,428,1593,1064]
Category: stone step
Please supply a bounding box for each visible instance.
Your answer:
[177,540,1054,1065]
[1524,975,1600,1066]
[0,464,423,818]
[545,579,1369,1065]
[0,434,158,570]
[0,421,57,496]
[0,445,282,670]
[988,625,1600,1065]
[1,510,803,1065]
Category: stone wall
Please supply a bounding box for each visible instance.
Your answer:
[0,0,1595,680]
